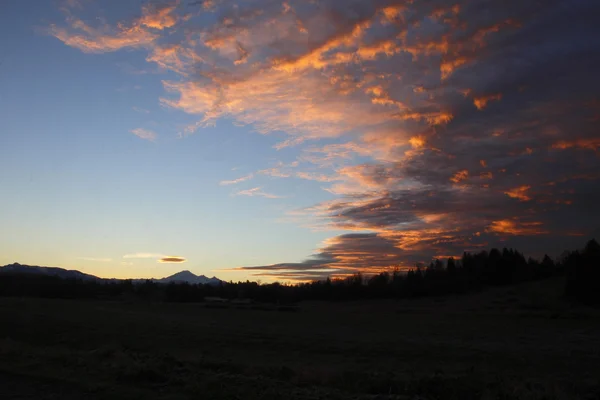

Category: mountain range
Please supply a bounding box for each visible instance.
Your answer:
[0,263,222,285]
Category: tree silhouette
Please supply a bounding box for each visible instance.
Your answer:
[565,239,600,304]
[2,239,599,305]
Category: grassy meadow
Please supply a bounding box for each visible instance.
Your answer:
[1,277,599,399]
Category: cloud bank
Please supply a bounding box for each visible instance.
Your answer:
[53,0,600,280]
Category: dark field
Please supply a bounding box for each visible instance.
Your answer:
[1,278,599,399]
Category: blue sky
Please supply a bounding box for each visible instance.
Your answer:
[0,0,599,281]
[0,1,338,280]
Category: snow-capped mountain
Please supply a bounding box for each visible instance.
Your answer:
[156,270,222,285]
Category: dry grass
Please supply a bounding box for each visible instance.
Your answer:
[0,277,599,399]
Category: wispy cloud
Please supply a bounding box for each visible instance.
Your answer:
[257,161,299,178]
[295,172,340,183]
[123,253,186,264]
[132,106,150,114]
[63,0,83,10]
[219,173,254,186]
[474,93,503,110]
[123,253,166,259]
[130,128,157,142]
[49,19,157,54]
[49,3,179,53]
[504,186,532,202]
[487,219,548,236]
[235,187,283,199]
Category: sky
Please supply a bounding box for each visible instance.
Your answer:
[0,0,599,282]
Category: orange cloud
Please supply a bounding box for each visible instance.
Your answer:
[356,39,401,61]
[146,44,202,75]
[440,57,468,80]
[50,4,180,54]
[54,1,458,154]
[273,18,372,72]
[474,93,503,110]
[380,5,405,24]
[487,219,547,236]
[450,170,469,183]
[480,171,493,180]
[551,138,600,151]
[161,69,395,138]
[504,185,532,201]
[332,164,403,194]
[50,0,600,281]
[301,142,376,167]
[295,172,340,182]
[50,19,158,53]
[49,4,178,53]
[397,110,453,125]
[139,4,179,30]
[409,135,426,149]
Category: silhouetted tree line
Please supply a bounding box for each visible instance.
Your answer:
[1,240,598,305]
[292,246,562,301]
[564,239,600,305]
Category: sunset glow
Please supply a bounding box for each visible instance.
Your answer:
[1,0,599,281]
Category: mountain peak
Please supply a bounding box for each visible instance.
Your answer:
[173,270,195,276]
[157,270,222,285]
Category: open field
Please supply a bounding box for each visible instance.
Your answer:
[1,277,599,399]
